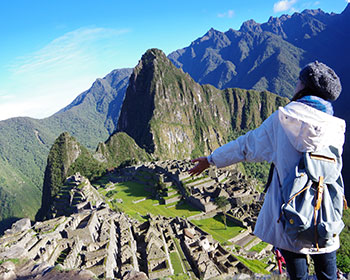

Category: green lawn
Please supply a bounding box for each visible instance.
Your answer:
[249,241,269,253]
[191,214,245,244]
[234,254,270,274]
[170,252,184,274]
[98,181,200,220]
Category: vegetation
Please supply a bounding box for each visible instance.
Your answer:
[0,258,20,265]
[96,132,152,167]
[249,241,269,253]
[191,214,245,244]
[233,254,270,274]
[169,252,184,275]
[118,49,289,162]
[0,69,131,230]
[67,146,106,181]
[337,208,350,273]
[96,180,200,220]
[214,196,230,229]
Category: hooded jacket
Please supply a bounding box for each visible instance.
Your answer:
[207,101,346,254]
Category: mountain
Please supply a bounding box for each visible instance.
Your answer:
[38,49,288,220]
[3,5,348,231]
[168,4,350,196]
[168,5,350,100]
[95,132,152,167]
[37,131,151,220]
[37,132,107,220]
[117,48,289,160]
[0,68,132,231]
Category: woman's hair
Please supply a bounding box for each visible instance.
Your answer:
[291,85,315,101]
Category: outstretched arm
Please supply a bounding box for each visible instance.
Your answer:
[188,157,210,176]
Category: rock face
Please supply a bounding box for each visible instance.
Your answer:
[117,48,289,160]
[95,132,151,167]
[38,133,107,220]
[38,132,83,220]
[4,218,31,235]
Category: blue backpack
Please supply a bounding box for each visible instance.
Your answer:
[277,145,347,251]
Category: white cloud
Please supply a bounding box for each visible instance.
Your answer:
[218,10,235,18]
[0,27,130,121]
[0,76,97,120]
[11,27,129,75]
[273,0,297,12]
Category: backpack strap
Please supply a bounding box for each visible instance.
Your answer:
[314,176,324,251]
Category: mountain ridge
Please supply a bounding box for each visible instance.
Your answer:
[117,48,289,160]
[168,5,349,99]
[0,68,132,231]
[1,5,349,231]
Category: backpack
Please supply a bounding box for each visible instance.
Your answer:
[276,145,347,251]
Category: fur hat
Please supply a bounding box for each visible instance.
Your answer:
[299,61,342,101]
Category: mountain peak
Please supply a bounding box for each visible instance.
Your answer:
[239,19,262,33]
[141,48,167,62]
[300,8,325,16]
[342,3,350,16]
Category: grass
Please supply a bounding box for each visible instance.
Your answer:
[191,214,245,244]
[172,238,196,279]
[233,254,270,274]
[249,241,269,253]
[98,181,200,220]
[0,258,20,265]
[170,252,184,274]
[167,274,191,280]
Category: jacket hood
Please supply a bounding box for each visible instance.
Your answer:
[278,102,346,153]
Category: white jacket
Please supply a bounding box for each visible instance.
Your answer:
[208,101,346,254]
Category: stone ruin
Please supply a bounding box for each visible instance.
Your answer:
[106,159,261,222]
[50,172,105,218]
[0,159,276,279]
[0,205,255,279]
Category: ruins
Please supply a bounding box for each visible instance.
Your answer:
[0,160,276,279]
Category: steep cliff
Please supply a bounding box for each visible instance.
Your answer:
[117,49,289,160]
[37,132,106,220]
[95,132,151,167]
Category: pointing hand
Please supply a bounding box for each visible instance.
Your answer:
[188,157,210,176]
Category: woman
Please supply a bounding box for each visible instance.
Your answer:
[189,61,345,280]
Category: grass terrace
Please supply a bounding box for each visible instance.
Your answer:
[191,214,245,244]
[97,181,200,221]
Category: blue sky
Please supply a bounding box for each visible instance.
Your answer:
[0,0,348,120]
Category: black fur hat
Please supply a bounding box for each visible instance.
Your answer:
[299,61,342,101]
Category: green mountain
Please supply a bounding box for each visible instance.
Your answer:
[117,48,289,160]
[38,49,288,221]
[38,131,151,220]
[0,68,131,231]
[168,6,350,100]
[37,132,107,220]
[168,4,350,198]
[95,132,151,167]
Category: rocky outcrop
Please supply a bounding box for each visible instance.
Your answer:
[95,132,151,166]
[117,48,289,160]
[37,133,106,221]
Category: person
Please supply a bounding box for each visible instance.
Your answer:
[188,61,345,280]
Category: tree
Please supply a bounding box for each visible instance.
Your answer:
[214,196,230,229]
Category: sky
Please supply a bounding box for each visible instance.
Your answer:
[0,0,348,121]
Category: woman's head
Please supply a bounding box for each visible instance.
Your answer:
[293,61,342,101]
